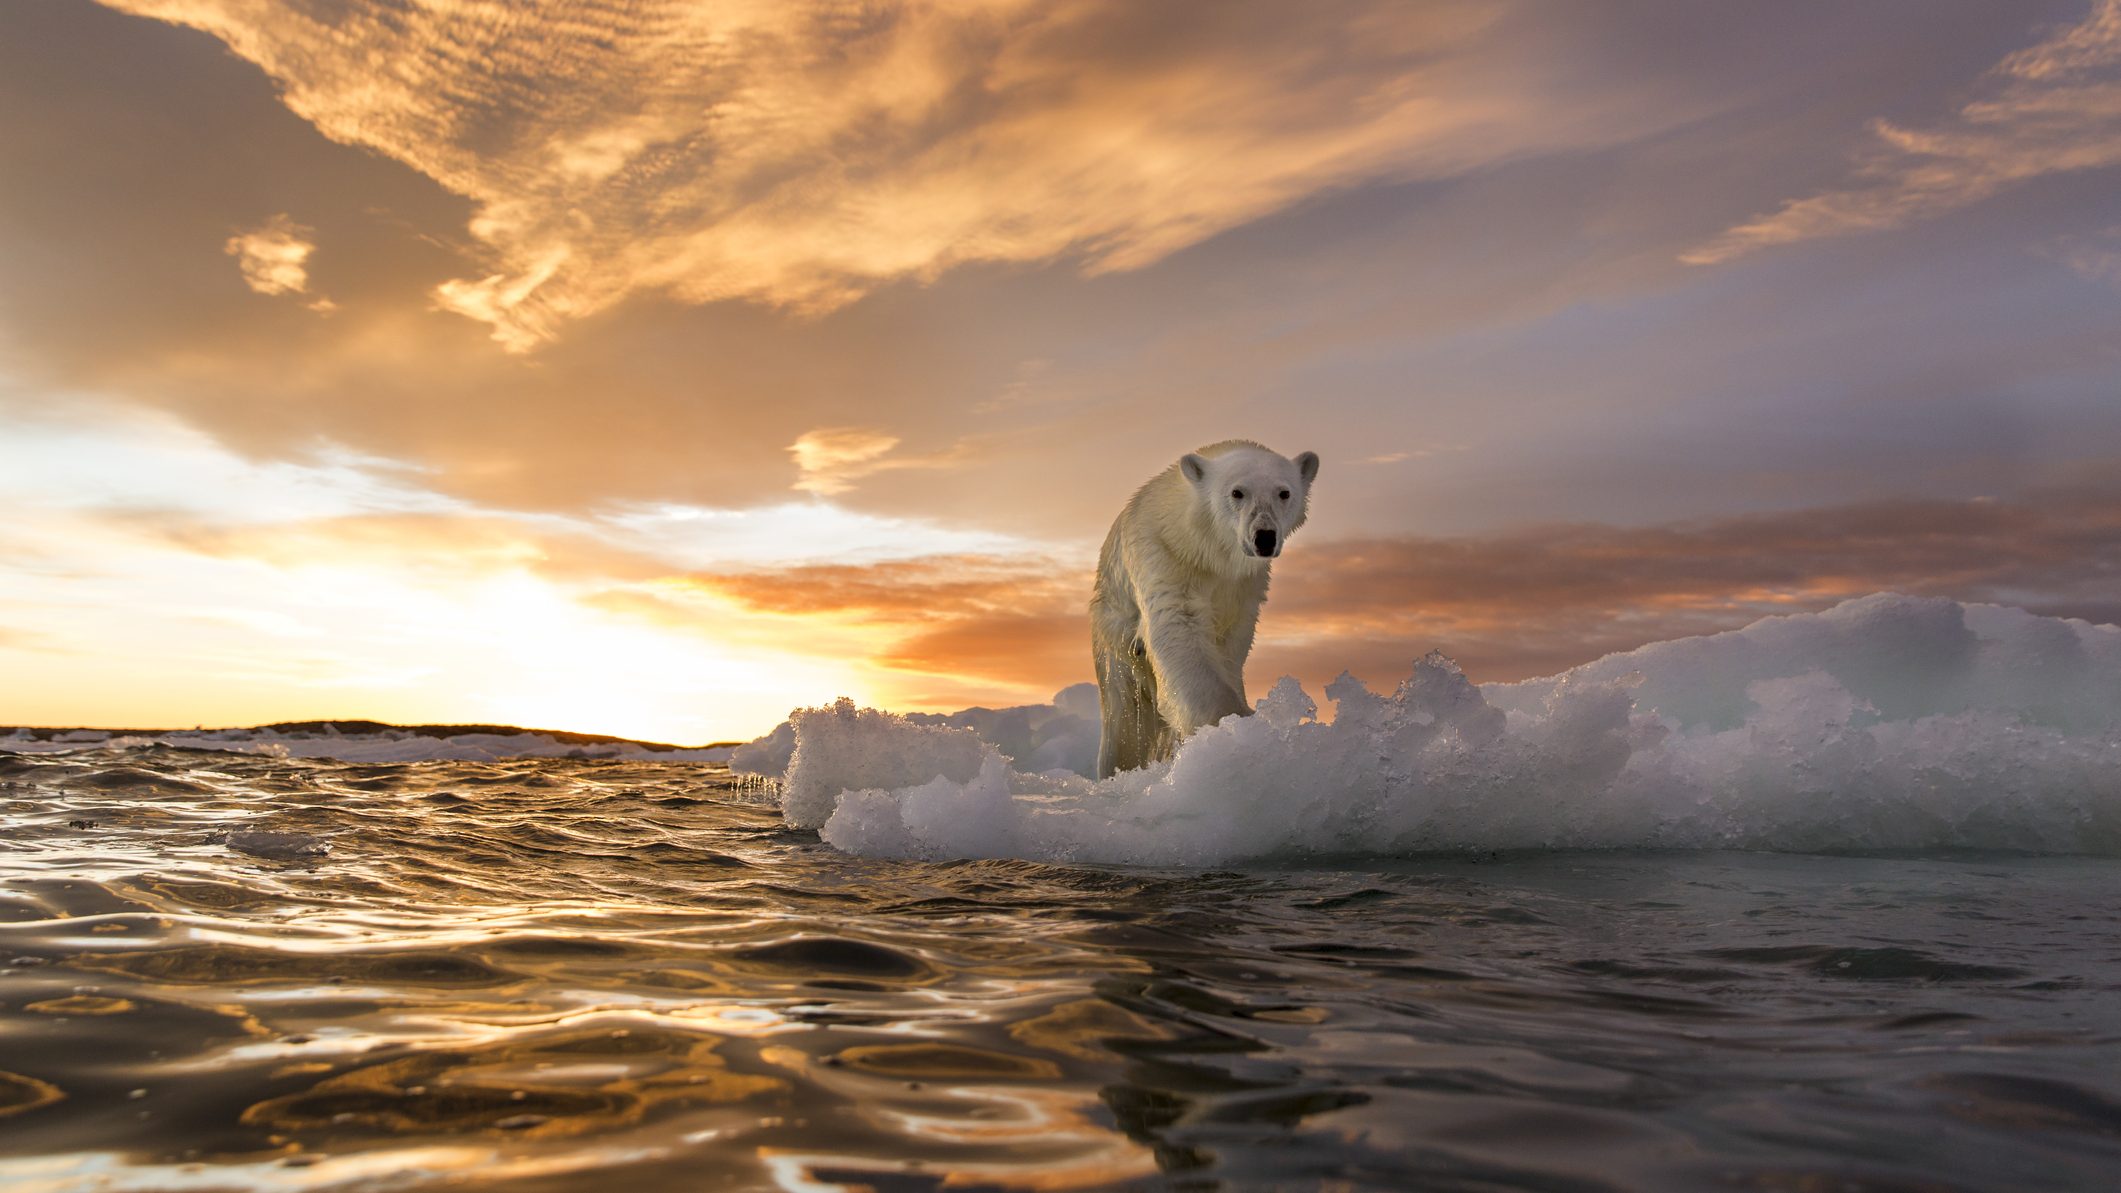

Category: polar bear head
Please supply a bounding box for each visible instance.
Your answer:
[1178,441,1320,563]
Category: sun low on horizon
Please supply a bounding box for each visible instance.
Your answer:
[3,0,2120,745]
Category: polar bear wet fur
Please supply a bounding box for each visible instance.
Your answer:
[1090,441,1320,777]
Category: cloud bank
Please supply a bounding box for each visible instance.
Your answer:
[696,489,2121,697]
[104,0,1678,348]
[1687,0,2121,264]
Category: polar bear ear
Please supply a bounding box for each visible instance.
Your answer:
[1295,451,1320,483]
[1179,453,1210,487]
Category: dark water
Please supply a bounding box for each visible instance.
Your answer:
[4,746,2120,1192]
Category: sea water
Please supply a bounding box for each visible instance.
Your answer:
[3,593,2119,1191]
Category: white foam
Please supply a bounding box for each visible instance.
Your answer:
[779,699,994,829]
[790,595,2121,863]
[733,683,1100,781]
[728,720,796,776]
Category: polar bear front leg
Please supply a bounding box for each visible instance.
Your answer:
[1141,601,1249,738]
[1093,630,1158,777]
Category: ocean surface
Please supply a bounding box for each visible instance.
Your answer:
[5,745,2119,1192]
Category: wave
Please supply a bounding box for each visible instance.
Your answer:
[0,726,735,764]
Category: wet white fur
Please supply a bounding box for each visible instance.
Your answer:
[1090,440,1319,778]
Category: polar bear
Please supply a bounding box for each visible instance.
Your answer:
[1090,440,1320,777]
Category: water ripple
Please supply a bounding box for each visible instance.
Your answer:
[0,746,2118,1190]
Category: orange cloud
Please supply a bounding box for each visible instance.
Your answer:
[102,0,1684,349]
[19,462,2121,732]
[1258,490,2121,681]
[2052,224,2121,286]
[786,427,972,496]
[679,554,1086,698]
[135,510,669,586]
[677,489,2121,701]
[789,428,900,496]
[1686,0,2121,264]
[224,213,317,297]
[0,498,871,739]
[132,512,1087,710]
[879,613,1086,690]
[699,555,1067,618]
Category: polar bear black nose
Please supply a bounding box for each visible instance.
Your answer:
[1253,528,1278,557]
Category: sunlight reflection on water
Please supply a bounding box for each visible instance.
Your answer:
[2,746,2119,1191]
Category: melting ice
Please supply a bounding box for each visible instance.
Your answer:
[748,595,2121,863]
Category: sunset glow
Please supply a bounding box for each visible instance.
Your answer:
[4,1,2119,742]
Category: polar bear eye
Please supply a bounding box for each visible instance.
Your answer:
[1278,489,1290,501]
[1230,488,1245,501]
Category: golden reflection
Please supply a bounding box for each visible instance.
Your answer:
[833,1042,1060,1081]
[664,1004,797,1037]
[267,1061,336,1081]
[0,1071,66,1119]
[607,967,745,996]
[1006,997,1177,1061]
[759,1080,1161,1191]
[754,1039,1159,1188]
[241,1025,781,1140]
[0,1143,676,1193]
[870,1085,1120,1147]
[23,995,135,1016]
[66,944,525,990]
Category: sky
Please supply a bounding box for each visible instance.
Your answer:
[2,0,2119,744]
